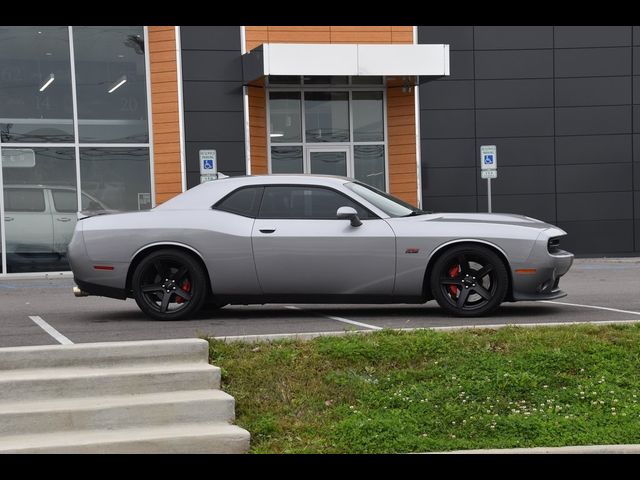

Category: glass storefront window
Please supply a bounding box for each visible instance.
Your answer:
[270,146,303,173]
[2,147,76,273]
[73,26,148,143]
[303,76,349,85]
[352,91,384,142]
[80,147,151,211]
[269,92,301,143]
[0,26,74,143]
[354,145,386,191]
[304,92,349,143]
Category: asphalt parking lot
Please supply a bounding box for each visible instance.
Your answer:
[1,257,640,348]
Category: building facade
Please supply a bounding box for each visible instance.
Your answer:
[0,25,638,276]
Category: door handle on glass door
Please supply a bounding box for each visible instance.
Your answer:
[259,228,276,234]
[4,217,13,222]
[56,217,72,222]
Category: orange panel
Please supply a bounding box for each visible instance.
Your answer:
[150,61,178,74]
[330,26,392,32]
[269,26,331,32]
[267,31,331,43]
[151,71,178,84]
[150,82,179,95]
[152,112,180,125]
[152,102,179,114]
[330,32,392,43]
[388,143,416,156]
[148,29,175,43]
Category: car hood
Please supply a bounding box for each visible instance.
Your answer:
[402,212,560,230]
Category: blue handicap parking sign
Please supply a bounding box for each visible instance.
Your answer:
[483,154,494,165]
[203,159,214,170]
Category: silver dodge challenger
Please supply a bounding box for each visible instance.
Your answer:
[68,174,574,320]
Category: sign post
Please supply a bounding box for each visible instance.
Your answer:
[480,145,497,213]
[199,149,218,183]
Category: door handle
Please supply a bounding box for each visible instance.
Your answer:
[4,217,13,222]
[56,217,72,222]
[259,228,276,234]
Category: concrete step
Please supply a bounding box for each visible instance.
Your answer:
[0,363,221,402]
[0,338,210,370]
[0,422,251,454]
[0,390,236,436]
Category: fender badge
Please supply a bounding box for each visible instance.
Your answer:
[405,248,420,254]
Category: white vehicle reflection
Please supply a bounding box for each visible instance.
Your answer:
[3,185,110,272]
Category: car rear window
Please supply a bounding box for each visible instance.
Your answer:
[213,186,264,218]
[3,189,46,212]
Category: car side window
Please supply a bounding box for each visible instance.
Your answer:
[213,186,264,218]
[51,190,78,213]
[259,186,372,220]
[3,189,46,212]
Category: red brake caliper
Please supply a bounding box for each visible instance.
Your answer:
[176,279,191,304]
[448,265,460,297]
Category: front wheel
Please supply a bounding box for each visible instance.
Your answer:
[430,245,509,317]
[132,249,208,321]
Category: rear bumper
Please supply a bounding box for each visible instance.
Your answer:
[74,278,127,300]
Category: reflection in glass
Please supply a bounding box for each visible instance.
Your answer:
[303,76,349,85]
[2,147,76,273]
[354,145,385,191]
[351,76,383,85]
[80,147,151,211]
[305,92,349,143]
[269,92,301,143]
[268,75,301,85]
[352,91,384,142]
[271,147,303,173]
[310,151,347,176]
[0,26,74,143]
[73,26,149,143]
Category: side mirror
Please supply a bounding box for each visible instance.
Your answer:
[336,206,362,227]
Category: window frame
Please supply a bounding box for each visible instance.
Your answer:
[211,185,265,218]
[265,77,389,193]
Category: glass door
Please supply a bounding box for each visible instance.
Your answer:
[306,146,351,177]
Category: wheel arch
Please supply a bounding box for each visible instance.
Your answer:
[126,242,212,296]
[422,239,514,302]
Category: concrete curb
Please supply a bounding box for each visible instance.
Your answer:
[438,444,640,454]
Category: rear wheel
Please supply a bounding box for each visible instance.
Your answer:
[430,244,509,317]
[132,249,207,321]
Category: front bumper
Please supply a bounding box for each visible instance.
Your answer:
[511,244,574,302]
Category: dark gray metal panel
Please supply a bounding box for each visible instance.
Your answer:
[476,108,554,137]
[555,106,631,136]
[242,46,264,84]
[557,192,633,221]
[635,135,640,162]
[185,141,246,173]
[446,51,475,80]
[556,135,632,165]
[635,105,640,133]
[186,170,246,189]
[421,139,476,168]
[555,77,632,107]
[555,48,631,78]
[183,81,244,112]
[475,79,553,109]
[422,167,476,196]
[180,26,241,51]
[554,26,631,48]
[556,164,633,193]
[417,26,474,51]
[557,220,634,254]
[634,77,640,104]
[477,194,556,222]
[475,50,553,79]
[635,164,640,189]
[474,26,553,50]
[475,137,555,166]
[636,221,640,252]
[634,48,640,75]
[635,193,640,218]
[419,80,474,110]
[420,110,475,139]
[476,166,555,195]
[184,112,245,142]
[181,50,243,81]
[634,27,640,46]
[422,195,477,213]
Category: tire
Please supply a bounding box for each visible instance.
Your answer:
[132,249,208,321]
[429,244,509,317]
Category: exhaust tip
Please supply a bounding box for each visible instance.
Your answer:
[73,286,90,297]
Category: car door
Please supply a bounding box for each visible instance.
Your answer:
[49,189,79,256]
[251,185,396,297]
[3,187,53,256]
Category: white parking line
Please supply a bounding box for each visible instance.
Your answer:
[285,305,383,330]
[28,316,74,345]
[541,300,640,316]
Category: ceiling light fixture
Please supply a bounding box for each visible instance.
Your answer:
[39,73,55,92]
[269,133,284,138]
[107,75,127,94]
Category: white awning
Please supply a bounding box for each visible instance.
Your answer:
[242,43,450,83]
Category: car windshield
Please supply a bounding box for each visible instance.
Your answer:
[344,181,429,218]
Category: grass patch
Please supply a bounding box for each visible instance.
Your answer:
[207,325,640,453]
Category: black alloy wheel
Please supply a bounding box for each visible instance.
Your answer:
[430,245,509,317]
[132,249,207,321]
